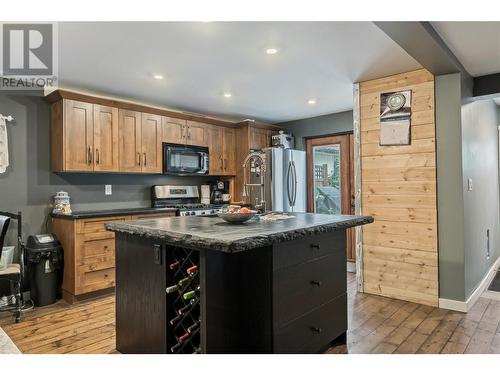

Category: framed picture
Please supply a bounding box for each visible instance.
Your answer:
[379,90,412,146]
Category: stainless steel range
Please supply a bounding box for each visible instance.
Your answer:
[151,185,224,216]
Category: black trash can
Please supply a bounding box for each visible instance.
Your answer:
[25,234,63,307]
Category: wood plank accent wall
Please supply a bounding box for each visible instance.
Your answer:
[359,69,438,307]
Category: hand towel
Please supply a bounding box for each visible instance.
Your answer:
[0,117,8,173]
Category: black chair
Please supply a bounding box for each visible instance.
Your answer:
[0,211,24,323]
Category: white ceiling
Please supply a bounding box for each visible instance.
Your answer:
[58,22,421,123]
[432,22,500,77]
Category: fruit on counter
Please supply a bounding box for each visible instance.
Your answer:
[225,205,257,214]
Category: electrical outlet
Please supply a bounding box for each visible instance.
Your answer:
[105,185,112,195]
[467,178,473,191]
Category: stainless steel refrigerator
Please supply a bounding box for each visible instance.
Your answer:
[247,147,307,213]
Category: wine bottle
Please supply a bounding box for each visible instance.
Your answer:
[182,285,201,300]
[169,260,181,270]
[169,298,198,326]
[166,284,179,294]
[170,341,182,353]
[187,320,200,333]
[166,276,190,294]
[179,331,190,343]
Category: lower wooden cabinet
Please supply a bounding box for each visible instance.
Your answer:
[52,211,176,304]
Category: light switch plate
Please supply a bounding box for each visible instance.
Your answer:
[467,178,473,191]
[105,185,112,195]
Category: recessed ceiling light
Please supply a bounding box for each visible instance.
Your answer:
[266,48,279,55]
[223,93,232,98]
[308,99,316,105]
[153,74,164,80]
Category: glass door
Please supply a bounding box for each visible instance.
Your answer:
[306,134,355,263]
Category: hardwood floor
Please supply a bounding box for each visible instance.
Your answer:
[1,273,500,354]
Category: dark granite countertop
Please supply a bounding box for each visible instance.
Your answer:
[106,213,373,253]
[50,207,178,219]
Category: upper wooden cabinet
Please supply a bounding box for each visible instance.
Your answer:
[141,113,162,173]
[222,127,236,175]
[118,110,142,173]
[93,105,119,172]
[63,100,94,171]
[186,120,208,146]
[207,126,224,175]
[118,110,162,174]
[51,99,119,172]
[206,125,236,176]
[162,117,186,144]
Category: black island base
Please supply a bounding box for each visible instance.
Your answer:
[106,213,373,354]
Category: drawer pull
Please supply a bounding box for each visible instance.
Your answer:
[310,244,321,249]
[310,280,322,287]
[104,274,109,278]
[103,245,108,250]
[311,327,322,334]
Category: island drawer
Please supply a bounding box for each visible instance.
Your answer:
[76,266,115,294]
[273,253,346,328]
[273,293,347,353]
[273,230,346,270]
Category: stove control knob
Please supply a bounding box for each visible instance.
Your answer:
[191,211,196,216]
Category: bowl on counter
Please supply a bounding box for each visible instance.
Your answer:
[217,210,258,224]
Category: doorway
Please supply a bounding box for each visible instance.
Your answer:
[305,133,355,266]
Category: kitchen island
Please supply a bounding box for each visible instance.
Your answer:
[106,213,373,354]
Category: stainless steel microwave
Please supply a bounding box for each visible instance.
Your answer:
[163,143,209,176]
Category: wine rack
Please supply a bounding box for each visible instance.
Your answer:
[166,247,201,354]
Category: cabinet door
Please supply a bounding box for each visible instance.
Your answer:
[141,113,162,173]
[162,117,186,144]
[93,104,119,172]
[207,125,223,175]
[64,99,94,171]
[249,126,271,150]
[119,109,142,172]
[186,120,208,146]
[222,127,236,175]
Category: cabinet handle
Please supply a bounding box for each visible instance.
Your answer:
[224,158,228,171]
[219,155,223,169]
[87,146,92,164]
[181,125,185,139]
[187,126,191,139]
[310,280,322,287]
[104,245,108,250]
[143,152,147,166]
[310,244,321,249]
[96,148,100,164]
[137,152,141,166]
[311,327,322,334]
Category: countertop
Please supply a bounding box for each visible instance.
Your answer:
[106,213,374,253]
[50,207,178,219]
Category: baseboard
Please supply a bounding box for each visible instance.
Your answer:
[438,298,468,312]
[439,255,500,312]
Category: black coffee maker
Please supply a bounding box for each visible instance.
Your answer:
[210,180,229,204]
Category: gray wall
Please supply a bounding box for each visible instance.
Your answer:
[0,94,214,245]
[461,99,500,299]
[435,73,467,302]
[278,111,353,150]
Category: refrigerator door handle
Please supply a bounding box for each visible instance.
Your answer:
[286,161,293,206]
[292,161,298,206]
